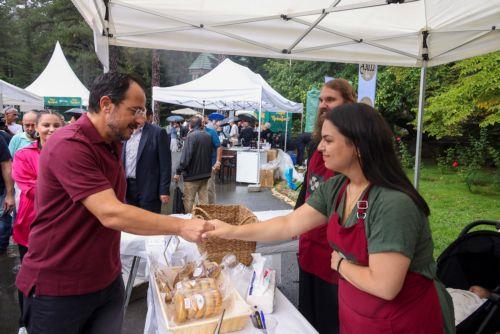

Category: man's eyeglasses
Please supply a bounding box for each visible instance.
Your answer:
[131,107,147,116]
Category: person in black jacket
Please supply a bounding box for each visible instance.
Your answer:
[123,110,171,213]
[174,115,212,212]
[239,121,256,147]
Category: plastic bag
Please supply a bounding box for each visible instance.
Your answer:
[246,253,276,313]
[277,149,303,183]
[173,287,223,323]
[221,254,253,299]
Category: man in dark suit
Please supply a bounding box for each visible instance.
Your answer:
[122,110,171,213]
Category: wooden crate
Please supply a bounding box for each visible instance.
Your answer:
[153,272,252,334]
[260,169,275,188]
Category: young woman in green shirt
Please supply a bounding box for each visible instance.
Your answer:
[204,103,454,333]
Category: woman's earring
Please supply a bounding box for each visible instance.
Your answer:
[34,131,40,139]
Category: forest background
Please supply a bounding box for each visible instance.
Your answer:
[1,0,499,170]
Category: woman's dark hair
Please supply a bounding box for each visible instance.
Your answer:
[325,103,430,216]
[88,72,145,113]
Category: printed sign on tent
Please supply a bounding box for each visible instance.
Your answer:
[357,64,378,107]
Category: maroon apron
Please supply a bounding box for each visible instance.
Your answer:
[299,149,337,283]
[327,180,445,333]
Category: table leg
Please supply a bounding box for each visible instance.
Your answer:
[123,255,141,317]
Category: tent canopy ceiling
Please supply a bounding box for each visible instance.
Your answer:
[0,79,44,112]
[26,41,90,106]
[72,0,499,68]
[153,59,303,113]
[172,108,198,115]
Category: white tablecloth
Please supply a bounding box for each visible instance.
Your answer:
[120,210,318,334]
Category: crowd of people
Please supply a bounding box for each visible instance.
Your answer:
[169,114,293,152]
[1,73,491,334]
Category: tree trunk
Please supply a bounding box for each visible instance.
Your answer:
[151,49,160,125]
[109,45,119,72]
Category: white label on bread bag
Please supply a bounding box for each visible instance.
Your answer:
[193,267,203,278]
[194,294,205,309]
[184,298,192,309]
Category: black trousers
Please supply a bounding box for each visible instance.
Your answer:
[299,268,340,334]
[126,178,161,213]
[18,244,29,327]
[22,275,125,334]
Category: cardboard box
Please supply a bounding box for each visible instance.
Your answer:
[266,149,278,162]
[260,169,275,188]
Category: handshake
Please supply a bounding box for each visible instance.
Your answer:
[178,218,234,243]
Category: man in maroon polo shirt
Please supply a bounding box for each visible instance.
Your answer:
[16,72,213,334]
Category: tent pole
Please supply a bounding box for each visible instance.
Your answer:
[413,63,427,190]
[284,112,288,153]
[300,112,304,132]
[0,92,3,110]
[257,92,262,186]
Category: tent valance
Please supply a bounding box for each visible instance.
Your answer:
[72,0,499,68]
[0,79,44,112]
[153,59,303,114]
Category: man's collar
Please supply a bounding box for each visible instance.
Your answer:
[78,114,107,144]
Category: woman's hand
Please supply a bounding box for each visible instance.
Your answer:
[331,250,342,271]
[202,219,236,240]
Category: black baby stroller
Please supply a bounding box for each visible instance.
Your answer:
[437,220,500,334]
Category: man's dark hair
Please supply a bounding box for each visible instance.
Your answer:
[189,115,203,130]
[88,72,145,113]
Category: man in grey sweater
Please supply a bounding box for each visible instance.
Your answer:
[174,115,212,212]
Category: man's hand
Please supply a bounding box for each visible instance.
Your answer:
[212,161,221,172]
[173,174,180,182]
[3,193,15,215]
[179,218,215,243]
[160,195,170,204]
[201,219,235,240]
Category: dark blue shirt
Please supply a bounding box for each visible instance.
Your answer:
[205,127,221,165]
[0,135,11,194]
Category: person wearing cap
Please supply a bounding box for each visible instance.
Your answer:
[3,107,23,135]
[16,72,213,333]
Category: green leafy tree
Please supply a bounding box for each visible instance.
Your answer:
[424,52,500,139]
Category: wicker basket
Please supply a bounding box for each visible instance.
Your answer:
[192,205,257,266]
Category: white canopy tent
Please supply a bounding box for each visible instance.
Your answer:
[26,41,90,106]
[153,58,303,113]
[0,79,44,112]
[172,108,198,116]
[71,0,500,188]
[154,58,303,155]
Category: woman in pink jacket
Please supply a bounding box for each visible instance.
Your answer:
[12,110,63,331]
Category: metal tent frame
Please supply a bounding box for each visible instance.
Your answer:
[73,0,500,189]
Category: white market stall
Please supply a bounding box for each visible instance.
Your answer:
[171,108,198,116]
[70,0,500,189]
[26,41,90,107]
[0,79,44,112]
[153,58,303,184]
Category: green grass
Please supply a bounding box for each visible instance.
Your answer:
[411,166,499,257]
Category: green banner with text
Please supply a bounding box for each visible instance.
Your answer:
[44,96,82,107]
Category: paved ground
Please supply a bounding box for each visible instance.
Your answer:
[0,180,298,334]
